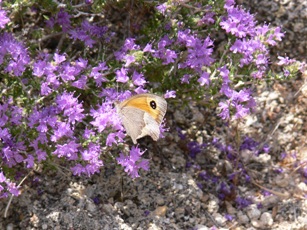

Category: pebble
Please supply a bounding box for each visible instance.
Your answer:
[174,110,186,124]
[206,196,219,213]
[156,196,165,206]
[6,224,13,230]
[297,182,307,192]
[260,212,273,227]
[152,206,167,217]
[193,225,209,230]
[86,200,97,213]
[46,211,60,222]
[212,213,227,226]
[246,204,261,220]
[237,211,250,224]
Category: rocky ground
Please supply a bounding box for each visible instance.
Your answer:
[1,0,307,229]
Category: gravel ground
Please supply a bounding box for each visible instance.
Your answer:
[1,0,307,229]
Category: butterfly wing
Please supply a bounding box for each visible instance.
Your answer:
[119,107,160,144]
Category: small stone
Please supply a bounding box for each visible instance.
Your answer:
[251,219,262,228]
[254,153,271,164]
[192,108,205,123]
[152,206,167,217]
[6,223,13,230]
[212,213,227,226]
[86,200,97,213]
[174,110,185,124]
[225,201,236,215]
[246,204,261,220]
[193,225,209,230]
[275,174,290,187]
[297,182,307,192]
[260,212,273,227]
[262,195,280,208]
[175,207,185,218]
[156,196,165,206]
[237,211,249,224]
[207,196,219,213]
[46,211,60,222]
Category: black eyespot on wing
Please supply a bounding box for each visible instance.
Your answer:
[149,100,157,109]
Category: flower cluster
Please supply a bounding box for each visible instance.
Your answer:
[0,1,9,29]
[117,146,149,178]
[0,171,20,198]
[0,0,304,200]
[0,33,30,76]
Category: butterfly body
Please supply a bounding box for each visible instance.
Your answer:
[115,94,167,144]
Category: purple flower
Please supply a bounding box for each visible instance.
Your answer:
[161,49,177,65]
[53,140,80,160]
[157,3,168,15]
[198,71,210,86]
[0,172,20,197]
[234,103,249,119]
[72,75,88,89]
[50,122,73,142]
[56,92,85,124]
[7,181,20,196]
[115,67,129,83]
[134,87,147,94]
[51,8,71,32]
[124,55,136,67]
[71,164,85,176]
[225,214,234,221]
[25,154,35,168]
[32,60,47,77]
[90,62,109,86]
[143,43,154,53]
[198,11,215,25]
[240,136,258,151]
[220,6,256,38]
[36,149,47,162]
[266,27,284,45]
[181,74,192,84]
[0,33,30,76]
[178,36,214,72]
[218,65,230,83]
[235,196,252,209]
[90,101,120,133]
[220,83,232,97]
[164,90,176,98]
[132,71,147,86]
[277,56,295,66]
[54,53,66,64]
[124,38,140,51]
[0,8,10,28]
[218,101,230,120]
[116,146,149,178]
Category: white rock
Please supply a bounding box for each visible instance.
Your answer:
[193,225,209,230]
[86,200,97,213]
[212,213,227,226]
[237,211,250,224]
[260,212,273,227]
[46,211,60,222]
[253,153,271,164]
[297,182,307,192]
[206,195,219,213]
[246,204,261,220]
[6,223,13,230]
[251,219,262,228]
